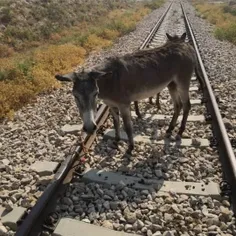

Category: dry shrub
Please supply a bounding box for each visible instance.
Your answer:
[30,67,59,92]
[107,9,126,19]
[60,29,72,37]
[0,43,86,118]
[195,2,236,45]
[0,66,59,119]
[99,29,120,40]
[0,57,23,81]
[0,44,14,58]
[0,79,35,119]
[144,0,165,10]
[28,41,42,48]
[132,7,151,21]
[50,33,61,41]
[33,43,86,74]
[0,2,158,119]
[83,34,112,51]
[105,7,151,36]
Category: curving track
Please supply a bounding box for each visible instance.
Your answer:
[15,1,236,236]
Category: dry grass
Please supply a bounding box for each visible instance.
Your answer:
[194,1,236,45]
[0,0,165,119]
[83,34,113,51]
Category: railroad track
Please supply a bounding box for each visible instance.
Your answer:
[15,1,236,236]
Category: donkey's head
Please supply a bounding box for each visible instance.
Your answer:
[55,68,110,134]
[166,32,187,43]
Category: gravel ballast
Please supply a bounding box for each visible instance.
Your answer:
[55,1,236,236]
[0,2,170,234]
[1,0,236,235]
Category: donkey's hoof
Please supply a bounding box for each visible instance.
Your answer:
[175,134,182,141]
[115,136,120,142]
[136,114,142,119]
[165,132,172,138]
[126,149,132,155]
[111,141,119,149]
[126,144,134,155]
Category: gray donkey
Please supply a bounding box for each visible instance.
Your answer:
[133,33,205,118]
[55,32,197,154]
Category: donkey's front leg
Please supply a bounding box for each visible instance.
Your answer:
[119,104,134,154]
[134,101,142,119]
[149,97,154,105]
[110,107,120,142]
[156,93,161,110]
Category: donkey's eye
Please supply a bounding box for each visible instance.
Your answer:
[94,92,98,97]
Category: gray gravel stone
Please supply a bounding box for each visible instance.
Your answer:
[102,220,113,230]
[163,231,175,236]
[124,224,132,231]
[124,209,136,224]
[153,232,162,236]
[30,161,59,176]
[4,0,234,235]
[61,124,82,134]
[0,225,8,236]
[136,219,144,229]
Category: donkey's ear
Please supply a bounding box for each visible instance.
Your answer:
[89,70,111,79]
[55,72,76,82]
[181,32,187,41]
[166,33,172,40]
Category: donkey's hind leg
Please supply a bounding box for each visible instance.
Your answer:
[134,101,142,119]
[119,104,134,154]
[110,107,120,142]
[156,93,161,110]
[166,82,182,137]
[149,97,154,105]
[177,89,191,138]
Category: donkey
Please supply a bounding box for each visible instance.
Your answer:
[55,32,197,154]
[133,33,205,118]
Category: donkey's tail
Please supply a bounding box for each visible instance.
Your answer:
[194,60,205,91]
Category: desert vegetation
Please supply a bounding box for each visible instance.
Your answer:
[193,0,236,45]
[0,0,164,119]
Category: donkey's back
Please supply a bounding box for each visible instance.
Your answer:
[98,35,196,104]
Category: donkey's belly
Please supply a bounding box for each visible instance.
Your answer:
[130,82,169,101]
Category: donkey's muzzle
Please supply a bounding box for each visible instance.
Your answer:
[83,124,97,134]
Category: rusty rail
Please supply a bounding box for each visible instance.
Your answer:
[139,1,173,50]
[15,105,110,236]
[15,2,173,236]
[181,3,236,212]
[15,1,236,235]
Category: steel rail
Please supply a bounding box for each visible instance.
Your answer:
[15,2,174,236]
[181,3,236,213]
[15,105,109,236]
[139,1,173,50]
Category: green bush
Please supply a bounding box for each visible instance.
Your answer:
[144,0,165,10]
[223,5,236,16]
[0,0,166,119]
[215,23,236,44]
[17,59,34,79]
[4,26,35,41]
[0,0,139,51]
[0,7,12,24]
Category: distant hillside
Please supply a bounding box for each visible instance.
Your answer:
[0,0,134,50]
[0,0,165,119]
